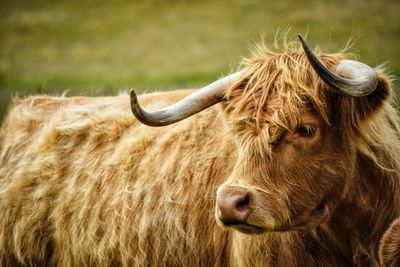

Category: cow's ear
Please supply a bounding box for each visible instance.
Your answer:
[355,74,391,120]
[337,74,392,124]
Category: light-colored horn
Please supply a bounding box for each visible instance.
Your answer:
[130,72,241,127]
[298,35,378,97]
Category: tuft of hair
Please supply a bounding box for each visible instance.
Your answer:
[380,217,400,267]
[224,36,344,156]
[223,35,400,170]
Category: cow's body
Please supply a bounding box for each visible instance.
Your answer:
[1,43,399,266]
[0,92,234,266]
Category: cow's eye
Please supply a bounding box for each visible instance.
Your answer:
[295,125,315,137]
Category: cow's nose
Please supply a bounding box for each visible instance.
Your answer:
[217,189,252,225]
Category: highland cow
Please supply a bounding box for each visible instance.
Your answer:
[0,36,399,266]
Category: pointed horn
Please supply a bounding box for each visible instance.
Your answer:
[130,72,241,127]
[298,35,378,97]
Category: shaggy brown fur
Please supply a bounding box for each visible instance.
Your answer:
[379,217,400,266]
[0,40,399,266]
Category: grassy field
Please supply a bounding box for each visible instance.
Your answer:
[1,0,399,121]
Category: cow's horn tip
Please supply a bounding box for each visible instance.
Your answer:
[298,34,306,45]
[130,89,138,104]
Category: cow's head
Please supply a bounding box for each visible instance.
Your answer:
[130,36,391,234]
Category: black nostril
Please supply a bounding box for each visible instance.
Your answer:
[236,195,250,212]
[217,189,253,226]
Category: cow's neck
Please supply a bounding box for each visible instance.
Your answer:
[228,229,351,266]
[317,153,399,266]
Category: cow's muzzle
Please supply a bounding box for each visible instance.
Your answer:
[216,187,266,234]
[216,187,252,226]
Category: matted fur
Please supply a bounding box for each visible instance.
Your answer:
[0,40,399,266]
[379,217,400,266]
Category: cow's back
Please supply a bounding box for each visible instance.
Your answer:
[0,91,234,267]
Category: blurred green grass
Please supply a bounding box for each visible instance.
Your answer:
[1,0,399,122]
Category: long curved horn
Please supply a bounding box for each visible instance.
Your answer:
[298,35,378,97]
[130,72,241,126]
